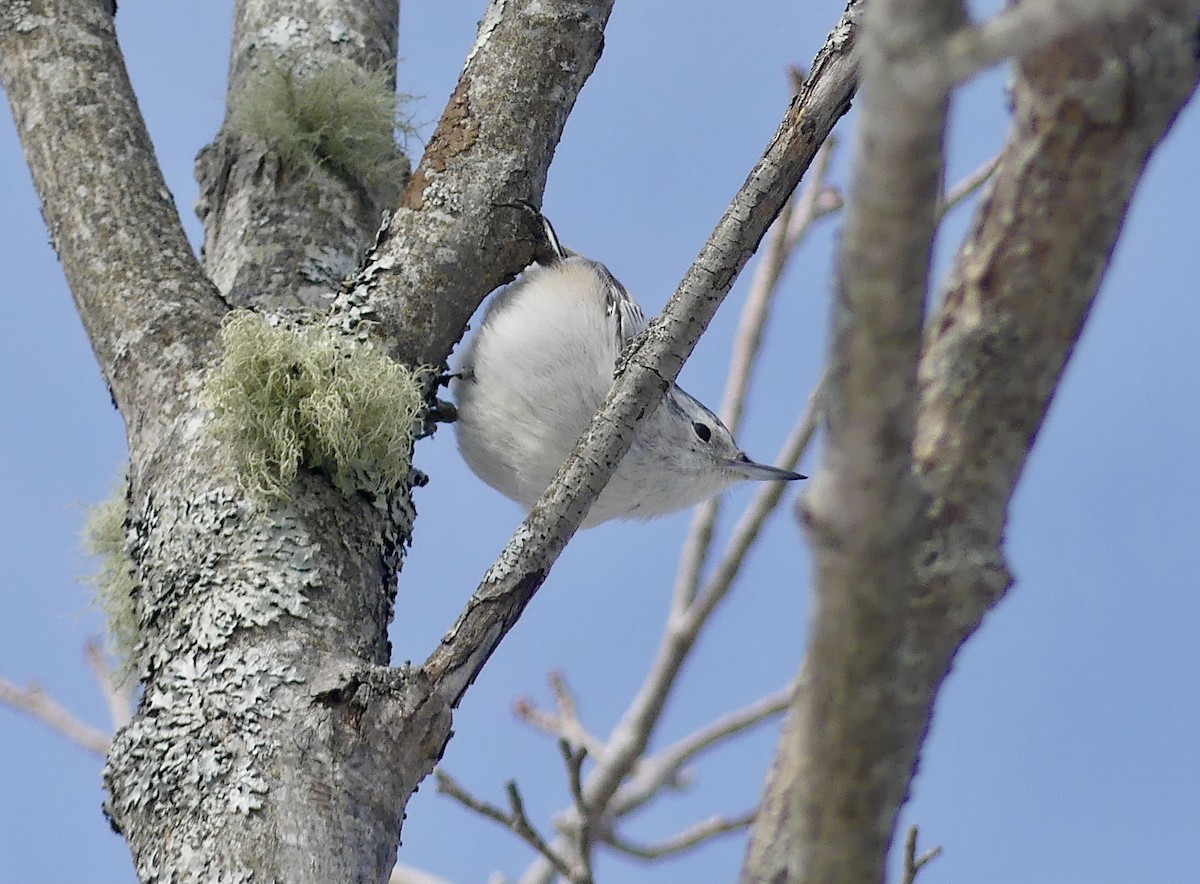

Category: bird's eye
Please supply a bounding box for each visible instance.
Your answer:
[692,421,712,443]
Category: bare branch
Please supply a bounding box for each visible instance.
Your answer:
[559,740,589,817]
[339,0,617,369]
[602,810,756,861]
[557,740,594,883]
[514,671,607,758]
[84,639,134,731]
[671,138,836,615]
[0,675,110,757]
[612,683,794,816]
[936,155,1000,220]
[748,2,1200,882]
[902,825,943,884]
[691,381,823,624]
[435,770,579,882]
[745,0,964,871]
[424,0,859,713]
[935,0,1156,86]
[0,0,224,417]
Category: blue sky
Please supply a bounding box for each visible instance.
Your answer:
[2,3,1198,882]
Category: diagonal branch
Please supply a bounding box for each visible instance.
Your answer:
[0,674,111,757]
[935,0,1158,86]
[601,809,756,861]
[0,0,225,419]
[671,138,837,615]
[435,770,581,882]
[611,683,794,817]
[335,0,617,369]
[84,639,134,731]
[423,0,861,710]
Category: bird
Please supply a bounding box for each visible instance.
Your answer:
[452,207,804,528]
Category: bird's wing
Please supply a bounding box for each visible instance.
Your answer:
[534,208,647,351]
[598,266,648,351]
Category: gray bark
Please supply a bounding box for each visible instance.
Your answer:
[5,0,1196,879]
[197,0,403,310]
[742,1,1200,881]
[1,0,612,880]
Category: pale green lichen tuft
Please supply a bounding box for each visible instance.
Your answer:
[202,310,426,500]
[228,54,415,189]
[83,473,139,672]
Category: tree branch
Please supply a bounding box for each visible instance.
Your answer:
[936,0,1158,86]
[435,770,582,882]
[672,138,837,615]
[936,154,999,219]
[746,1,1200,881]
[601,809,756,861]
[0,675,110,757]
[423,0,860,712]
[333,0,617,369]
[611,683,794,817]
[744,0,964,873]
[196,0,403,309]
[0,0,224,419]
[514,671,607,759]
[902,825,943,884]
[899,0,1200,803]
[84,639,133,731]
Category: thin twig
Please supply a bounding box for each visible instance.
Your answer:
[612,683,795,816]
[602,810,756,861]
[936,155,1000,220]
[902,825,943,884]
[691,375,824,624]
[557,740,594,882]
[0,675,110,756]
[84,639,134,730]
[513,671,607,758]
[672,139,837,615]
[435,770,578,882]
[559,740,589,816]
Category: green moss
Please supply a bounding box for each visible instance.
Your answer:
[83,473,139,673]
[203,311,427,500]
[228,54,414,189]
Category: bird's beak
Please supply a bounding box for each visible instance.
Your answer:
[730,453,806,481]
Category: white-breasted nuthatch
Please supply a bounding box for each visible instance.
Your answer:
[452,209,805,528]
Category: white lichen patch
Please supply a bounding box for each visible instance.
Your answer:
[228,53,414,190]
[105,484,323,878]
[202,310,427,501]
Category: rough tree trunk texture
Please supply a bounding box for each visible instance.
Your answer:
[742,1,1200,881]
[0,0,613,880]
[196,0,405,310]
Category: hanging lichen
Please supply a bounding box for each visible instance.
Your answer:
[228,53,415,190]
[202,310,427,501]
[83,470,139,674]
